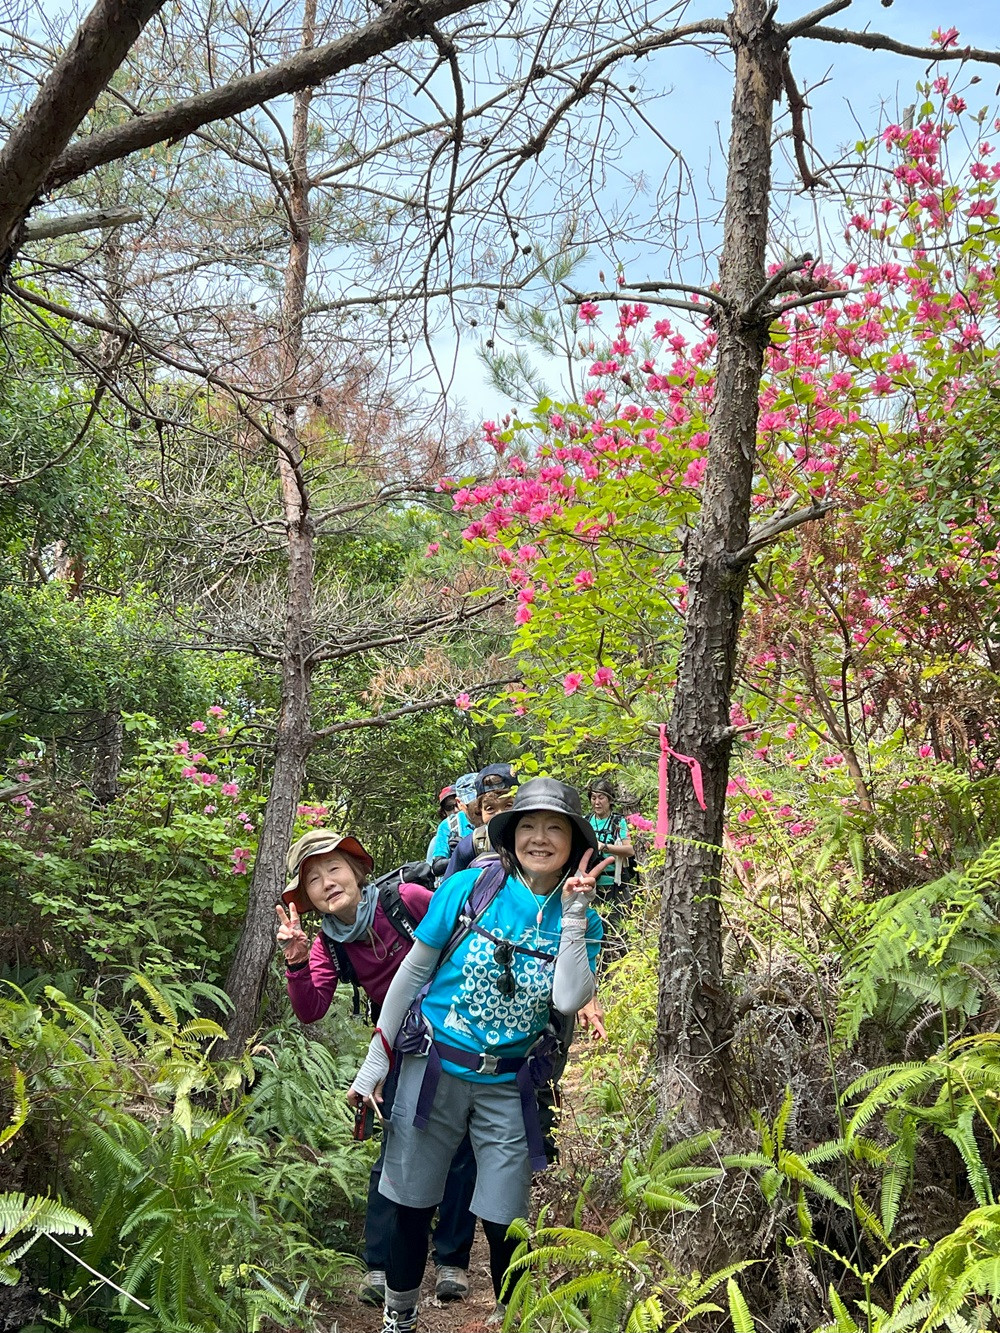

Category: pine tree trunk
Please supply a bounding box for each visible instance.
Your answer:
[220,2,318,1054]
[655,0,782,1127]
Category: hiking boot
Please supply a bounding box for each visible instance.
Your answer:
[434,1265,470,1301]
[358,1270,386,1306]
[382,1306,418,1333]
[485,1301,508,1327]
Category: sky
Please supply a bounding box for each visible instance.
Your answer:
[432,0,1000,424]
[25,0,1000,426]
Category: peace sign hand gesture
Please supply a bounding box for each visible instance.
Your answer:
[561,849,613,916]
[275,902,310,966]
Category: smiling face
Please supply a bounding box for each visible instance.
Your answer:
[302,850,364,923]
[513,811,574,892]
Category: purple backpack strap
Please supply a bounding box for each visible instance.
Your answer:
[394,861,509,1124]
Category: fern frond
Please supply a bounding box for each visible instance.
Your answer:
[727,1279,757,1333]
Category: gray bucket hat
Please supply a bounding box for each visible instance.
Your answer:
[487,777,598,861]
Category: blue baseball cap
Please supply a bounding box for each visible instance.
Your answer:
[454,772,478,803]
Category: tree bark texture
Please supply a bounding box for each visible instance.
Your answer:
[0,0,165,261]
[220,3,319,1055]
[656,0,782,1127]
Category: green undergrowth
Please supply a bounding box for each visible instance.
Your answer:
[0,973,371,1331]
[521,778,1000,1333]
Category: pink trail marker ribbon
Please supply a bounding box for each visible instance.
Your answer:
[654,723,707,850]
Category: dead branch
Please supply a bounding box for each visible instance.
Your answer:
[43,0,492,196]
[725,499,835,568]
[22,207,142,242]
[309,674,519,739]
[775,0,851,42]
[800,26,1000,69]
[780,53,826,190]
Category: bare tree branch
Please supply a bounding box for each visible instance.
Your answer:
[309,593,507,664]
[780,54,826,190]
[775,0,851,43]
[725,499,835,568]
[0,0,166,260]
[800,26,1000,68]
[43,0,493,197]
[23,206,142,242]
[309,674,519,739]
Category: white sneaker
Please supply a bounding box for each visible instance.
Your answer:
[382,1306,418,1333]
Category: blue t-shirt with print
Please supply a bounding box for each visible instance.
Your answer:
[414,867,603,1082]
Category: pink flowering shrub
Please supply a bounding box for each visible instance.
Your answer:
[0,711,264,983]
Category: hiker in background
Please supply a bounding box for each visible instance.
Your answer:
[586,778,635,929]
[425,783,471,863]
[442,762,517,878]
[275,829,477,1307]
[349,778,607,1333]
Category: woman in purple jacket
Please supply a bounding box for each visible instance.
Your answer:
[275,828,476,1306]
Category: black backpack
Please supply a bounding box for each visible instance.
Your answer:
[322,861,434,1016]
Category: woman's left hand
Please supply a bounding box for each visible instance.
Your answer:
[561,849,613,910]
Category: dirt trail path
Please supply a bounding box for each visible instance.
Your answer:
[316,1054,599,1333]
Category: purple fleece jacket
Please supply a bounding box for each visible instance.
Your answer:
[285,882,433,1024]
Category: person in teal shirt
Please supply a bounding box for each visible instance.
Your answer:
[586,777,635,907]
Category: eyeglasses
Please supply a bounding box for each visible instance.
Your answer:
[494,940,516,998]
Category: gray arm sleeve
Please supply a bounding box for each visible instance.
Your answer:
[350,939,440,1098]
[551,900,597,1015]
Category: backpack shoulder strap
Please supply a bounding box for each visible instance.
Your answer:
[378,879,419,942]
[321,934,363,1016]
[439,860,507,964]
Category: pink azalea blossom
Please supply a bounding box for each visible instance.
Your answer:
[455,693,472,710]
[578,301,600,323]
[626,813,654,831]
[932,26,959,48]
[174,740,190,755]
[221,782,239,797]
[918,744,934,759]
[190,720,207,733]
[208,705,225,717]
[204,804,217,814]
[563,672,584,695]
[181,766,198,779]
[425,542,440,556]
[514,605,533,625]
[574,569,595,589]
[594,667,615,687]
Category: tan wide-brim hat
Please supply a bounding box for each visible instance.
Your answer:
[281,828,374,912]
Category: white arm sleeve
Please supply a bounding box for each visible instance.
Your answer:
[350,939,440,1099]
[551,897,597,1015]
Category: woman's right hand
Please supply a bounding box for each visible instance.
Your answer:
[275,902,310,966]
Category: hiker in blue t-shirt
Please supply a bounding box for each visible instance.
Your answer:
[425,782,472,862]
[442,762,516,878]
[349,778,607,1333]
